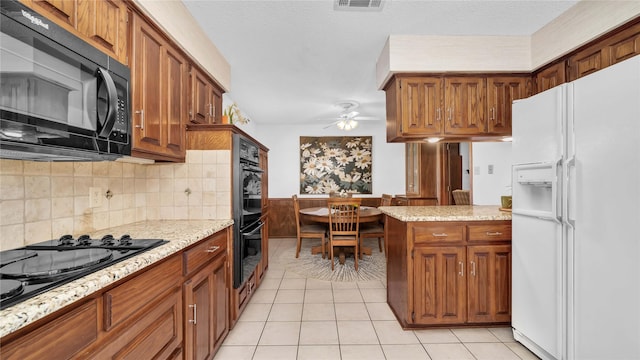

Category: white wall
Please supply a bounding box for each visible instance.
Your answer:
[471,142,512,205]
[248,121,405,199]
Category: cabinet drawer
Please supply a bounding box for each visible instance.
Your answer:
[411,224,464,244]
[183,231,227,275]
[467,225,511,242]
[92,288,182,359]
[104,255,181,330]
[1,299,98,360]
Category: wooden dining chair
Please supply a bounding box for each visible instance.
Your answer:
[327,197,362,270]
[293,195,327,258]
[359,194,392,253]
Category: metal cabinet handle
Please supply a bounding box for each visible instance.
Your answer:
[490,107,495,121]
[432,233,448,237]
[458,261,464,276]
[188,304,197,324]
[471,261,476,276]
[206,245,220,253]
[447,107,452,121]
[436,108,441,121]
[134,110,144,130]
[485,231,503,236]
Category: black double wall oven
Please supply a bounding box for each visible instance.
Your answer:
[232,134,264,288]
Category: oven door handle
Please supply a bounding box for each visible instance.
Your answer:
[242,221,264,236]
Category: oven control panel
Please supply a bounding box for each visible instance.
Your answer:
[239,139,259,165]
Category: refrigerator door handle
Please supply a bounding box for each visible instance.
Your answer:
[552,158,562,223]
[564,156,576,228]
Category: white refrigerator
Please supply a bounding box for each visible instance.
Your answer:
[511,55,640,360]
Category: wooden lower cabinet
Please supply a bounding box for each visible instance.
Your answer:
[183,250,229,360]
[0,300,99,359]
[412,246,466,325]
[467,244,511,323]
[387,217,512,328]
[91,287,183,359]
[0,227,234,360]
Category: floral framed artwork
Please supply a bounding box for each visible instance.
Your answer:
[300,136,372,195]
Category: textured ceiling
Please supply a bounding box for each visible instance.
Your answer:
[182,0,577,126]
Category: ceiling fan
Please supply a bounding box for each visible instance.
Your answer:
[322,101,377,130]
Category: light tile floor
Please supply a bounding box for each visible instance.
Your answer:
[214,238,540,360]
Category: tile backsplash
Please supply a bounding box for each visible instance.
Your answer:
[0,150,231,250]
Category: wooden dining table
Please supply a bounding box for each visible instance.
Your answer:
[299,206,383,260]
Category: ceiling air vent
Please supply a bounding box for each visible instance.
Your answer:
[334,0,384,11]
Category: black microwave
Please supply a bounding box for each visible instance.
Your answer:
[0,0,131,161]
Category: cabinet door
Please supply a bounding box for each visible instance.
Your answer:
[163,46,188,157]
[535,61,566,93]
[444,77,486,135]
[568,45,604,81]
[131,14,186,161]
[184,262,215,360]
[413,246,466,325]
[29,0,76,28]
[191,68,212,124]
[399,77,443,136]
[184,253,229,359]
[132,15,163,155]
[604,21,640,67]
[76,0,128,63]
[486,76,528,135]
[467,245,511,323]
[212,253,229,349]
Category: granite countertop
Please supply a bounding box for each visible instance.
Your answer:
[0,219,233,338]
[379,205,512,222]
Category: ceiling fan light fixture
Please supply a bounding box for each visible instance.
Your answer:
[337,119,358,130]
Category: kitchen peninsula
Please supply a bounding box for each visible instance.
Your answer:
[379,205,512,329]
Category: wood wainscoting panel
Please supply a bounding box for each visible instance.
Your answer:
[268,197,382,238]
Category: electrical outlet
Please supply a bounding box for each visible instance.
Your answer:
[488,164,494,174]
[89,187,103,208]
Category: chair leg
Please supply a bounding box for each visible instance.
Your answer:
[296,236,301,258]
[330,243,335,270]
[321,236,325,259]
[379,237,383,252]
[354,243,358,271]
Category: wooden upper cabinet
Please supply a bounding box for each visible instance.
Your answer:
[27,0,76,28]
[400,77,443,137]
[444,77,486,135]
[535,61,566,94]
[486,76,529,135]
[190,66,223,125]
[76,0,128,63]
[386,74,525,140]
[131,13,187,161]
[21,0,128,64]
[569,21,640,81]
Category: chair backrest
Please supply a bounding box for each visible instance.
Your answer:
[380,193,393,206]
[292,195,302,234]
[327,198,362,235]
[329,191,353,198]
[452,189,470,205]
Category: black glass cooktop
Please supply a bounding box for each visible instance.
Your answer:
[0,235,167,310]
